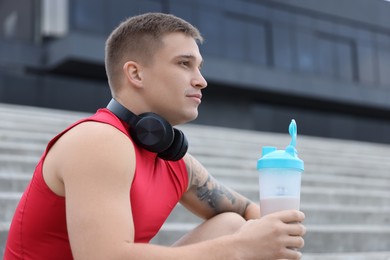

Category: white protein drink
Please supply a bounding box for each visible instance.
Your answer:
[260,196,300,216]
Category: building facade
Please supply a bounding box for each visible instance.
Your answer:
[1,0,390,143]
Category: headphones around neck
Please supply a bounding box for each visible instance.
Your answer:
[106,98,188,161]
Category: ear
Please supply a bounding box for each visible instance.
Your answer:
[123,61,143,88]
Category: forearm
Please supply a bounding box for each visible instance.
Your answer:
[111,236,240,260]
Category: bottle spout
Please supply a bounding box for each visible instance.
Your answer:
[286,119,297,156]
[289,119,297,148]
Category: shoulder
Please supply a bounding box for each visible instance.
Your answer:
[43,120,135,196]
[52,121,135,180]
[61,121,131,153]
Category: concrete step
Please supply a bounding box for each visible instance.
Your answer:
[165,203,390,226]
[2,153,389,194]
[0,103,88,121]
[152,222,390,253]
[0,118,66,134]
[0,129,54,144]
[302,251,390,260]
[1,155,388,200]
[0,110,75,122]
[0,105,87,135]
[181,123,390,150]
[4,148,388,182]
[0,222,10,257]
[304,225,390,253]
[2,173,388,211]
[3,102,390,152]
[224,182,390,207]
[0,140,45,156]
[182,123,390,150]
[2,215,389,258]
[301,186,390,207]
[2,103,390,256]
[2,187,389,225]
[3,103,390,166]
[301,173,390,190]
[209,167,390,191]
[194,155,390,180]
[0,192,22,222]
[0,173,30,193]
[0,154,39,173]
[302,204,390,225]
[3,137,389,181]
[3,105,390,175]
[183,126,390,172]
[1,165,389,213]
[188,141,390,168]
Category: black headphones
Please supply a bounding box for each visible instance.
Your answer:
[106,98,188,161]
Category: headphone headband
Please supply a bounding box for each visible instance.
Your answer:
[106,99,138,125]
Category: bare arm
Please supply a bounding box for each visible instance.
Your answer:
[49,123,303,259]
[49,122,240,259]
[180,153,260,220]
[50,122,136,259]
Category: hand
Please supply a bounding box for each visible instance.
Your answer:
[234,210,306,260]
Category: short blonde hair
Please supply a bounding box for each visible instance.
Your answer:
[105,13,203,89]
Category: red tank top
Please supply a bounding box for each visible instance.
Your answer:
[4,108,188,259]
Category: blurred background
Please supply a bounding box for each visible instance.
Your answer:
[1,1,390,258]
[1,0,390,144]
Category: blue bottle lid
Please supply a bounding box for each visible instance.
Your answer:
[257,119,304,171]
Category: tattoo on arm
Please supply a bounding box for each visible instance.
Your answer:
[197,175,235,212]
[185,154,251,217]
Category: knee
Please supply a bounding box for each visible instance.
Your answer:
[172,212,246,246]
[213,212,246,233]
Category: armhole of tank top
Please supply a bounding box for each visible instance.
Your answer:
[175,158,189,195]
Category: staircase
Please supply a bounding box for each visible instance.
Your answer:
[1,102,390,259]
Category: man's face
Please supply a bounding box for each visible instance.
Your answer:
[141,32,207,125]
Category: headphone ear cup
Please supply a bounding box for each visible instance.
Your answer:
[106,99,187,160]
[132,113,175,153]
[158,128,188,161]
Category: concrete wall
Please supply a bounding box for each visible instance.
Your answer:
[1,0,390,143]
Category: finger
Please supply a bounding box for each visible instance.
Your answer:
[285,235,305,249]
[274,210,305,223]
[286,222,306,236]
[279,247,303,260]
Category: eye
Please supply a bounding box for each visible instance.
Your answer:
[179,60,190,67]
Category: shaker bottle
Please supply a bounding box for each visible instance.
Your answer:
[257,119,304,216]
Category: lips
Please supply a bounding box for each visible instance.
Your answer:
[187,93,202,103]
[187,93,202,100]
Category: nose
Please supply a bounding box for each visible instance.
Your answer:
[192,70,208,89]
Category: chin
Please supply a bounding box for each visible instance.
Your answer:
[187,111,199,122]
[174,112,198,126]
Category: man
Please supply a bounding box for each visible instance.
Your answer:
[5,13,305,259]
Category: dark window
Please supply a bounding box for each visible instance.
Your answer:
[223,13,271,66]
[356,29,377,85]
[197,8,224,56]
[70,0,163,35]
[378,48,390,87]
[107,0,163,34]
[273,24,294,70]
[170,2,194,22]
[70,0,106,34]
[315,32,358,82]
[376,33,390,86]
[296,30,316,73]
